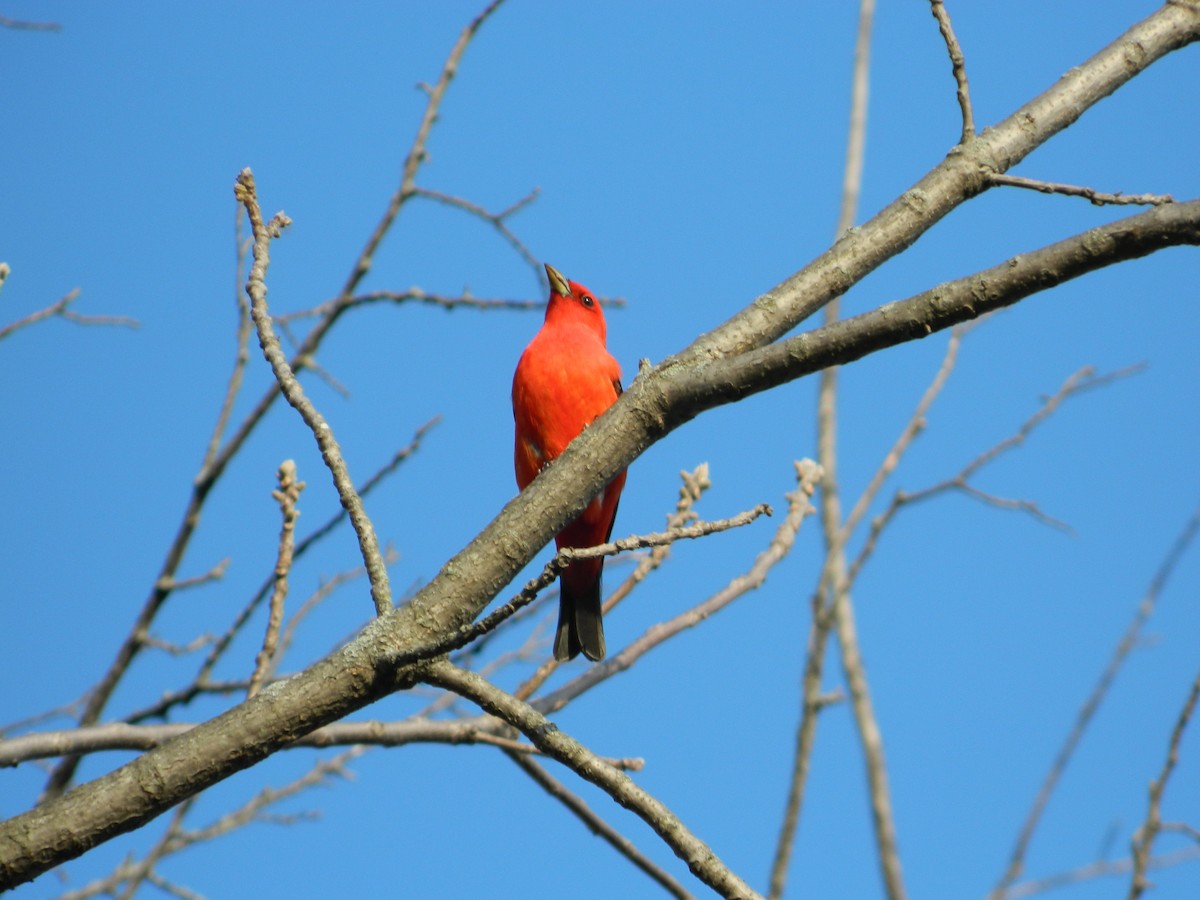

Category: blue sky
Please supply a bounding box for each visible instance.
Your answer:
[2,2,1198,897]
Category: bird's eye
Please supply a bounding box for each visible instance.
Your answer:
[581,295,595,308]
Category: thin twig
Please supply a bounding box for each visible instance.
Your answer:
[842,325,965,539]
[139,634,216,657]
[236,169,392,617]
[1003,847,1200,899]
[415,185,543,277]
[850,364,1145,586]
[536,461,820,719]
[273,290,542,324]
[394,503,773,668]
[248,461,304,698]
[202,206,254,470]
[833,564,905,900]
[929,0,974,141]
[513,464,712,700]
[1130,669,1200,898]
[0,288,138,342]
[0,15,61,30]
[990,503,1200,897]
[424,659,761,899]
[154,558,229,593]
[505,751,693,899]
[340,0,508,298]
[990,173,1173,207]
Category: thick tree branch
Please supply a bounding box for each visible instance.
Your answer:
[667,3,1198,364]
[684,200,1200,413]
[2,9,1197,884]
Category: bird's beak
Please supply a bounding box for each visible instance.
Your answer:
[545,263,570,298]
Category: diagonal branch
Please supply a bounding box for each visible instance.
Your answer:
[3,10,1197,884]
[235,169,392,617]
[423,660,761,899]
[990,503,1200,898]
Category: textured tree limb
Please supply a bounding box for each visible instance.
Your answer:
[666,3,1198,365]
[424,660,760,899]
[3,8,1197,885]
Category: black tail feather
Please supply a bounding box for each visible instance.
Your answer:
[554,569,606,662]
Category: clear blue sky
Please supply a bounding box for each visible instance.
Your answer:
[3,2,1198,897]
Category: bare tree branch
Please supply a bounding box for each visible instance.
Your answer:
[1130,670,1200,897]
[505,751,694,899]
[991,172,1173,207]
[424,660,761,899]
[393,503,773,668]
[273,289,542,323]
[929,0,974,141]
[248,461,304,698]
[3,7,1196,885]
[1003,847,1200,899]
[0,15,61,31]
[0,716,647,770]
[991,503,1200,898]
[536,461,820,719]
[850,364,1143,586]
[414,185,542,277]
[0,287,137,343]
[236,169,392,617]
[33,0,506,801]
[1128,676,1200,897]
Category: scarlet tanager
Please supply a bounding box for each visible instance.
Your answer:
[512,263,627,662]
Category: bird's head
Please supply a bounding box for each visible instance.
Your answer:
[544,262,606,341]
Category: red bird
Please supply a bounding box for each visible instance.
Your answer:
[512,263,627,661]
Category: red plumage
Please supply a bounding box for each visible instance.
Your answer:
[512,263,626,661]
